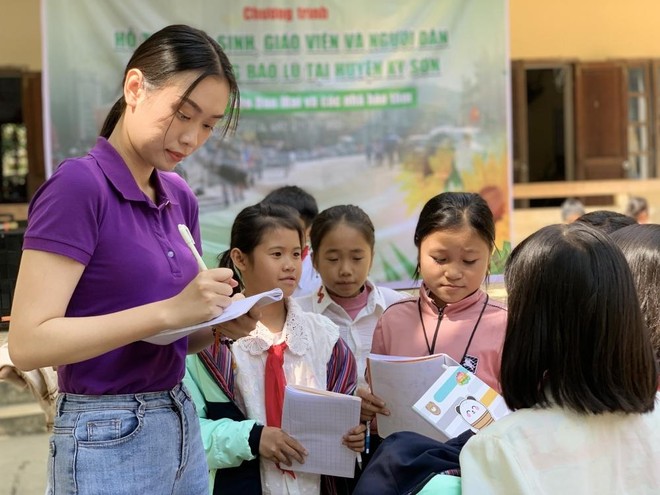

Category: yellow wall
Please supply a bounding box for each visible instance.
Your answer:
[3,1,660,71]
[0,0,41,71]
[510,0,660,60]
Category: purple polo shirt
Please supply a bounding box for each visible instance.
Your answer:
[24,138,201,394]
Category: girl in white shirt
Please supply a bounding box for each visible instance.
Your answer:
[295,204,408,386]
[215,202,365,495]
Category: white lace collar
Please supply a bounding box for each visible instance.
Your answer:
[235,298,311,356]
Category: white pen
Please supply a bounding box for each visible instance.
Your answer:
[357,452,363,470]
[178,224,208,271]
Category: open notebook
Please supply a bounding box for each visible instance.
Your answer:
[142,288,283,345]
[281,385,361,478]
[367,353,459,441]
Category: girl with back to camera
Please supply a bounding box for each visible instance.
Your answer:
[360,192,507,437]
[8,25,241,494]
[296,205,409,387]
[187,202,365,495]
[611,224,660,387]
[460,223,659,494]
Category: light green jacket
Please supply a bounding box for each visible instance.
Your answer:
[183,355,259,495]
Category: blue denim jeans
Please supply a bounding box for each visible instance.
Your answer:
[46,383,208,495]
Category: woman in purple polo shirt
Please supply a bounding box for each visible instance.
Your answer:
[8,25,241,494]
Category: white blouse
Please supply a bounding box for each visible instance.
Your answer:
[296,280,407,386]
[232,299,340,495]
[460,396,660,494]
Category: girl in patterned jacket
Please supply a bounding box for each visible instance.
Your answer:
[187,202,365,495]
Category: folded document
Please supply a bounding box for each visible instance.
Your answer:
[142,288,283,345]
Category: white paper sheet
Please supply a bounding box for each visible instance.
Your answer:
[141,288,283,345]
[281,385,361,478]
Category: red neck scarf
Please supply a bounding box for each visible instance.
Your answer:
[265,341,288,427]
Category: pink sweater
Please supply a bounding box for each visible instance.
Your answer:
[371,285,507,391]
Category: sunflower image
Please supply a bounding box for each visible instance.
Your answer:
[461,151,510,251]
[398,145,455,214]
[396,143,511,274]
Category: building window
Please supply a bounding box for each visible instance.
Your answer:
[1,123,28,202]
[626,63,653,179]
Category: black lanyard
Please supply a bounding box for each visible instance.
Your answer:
[419,299,443,355]
[418,294,490,362]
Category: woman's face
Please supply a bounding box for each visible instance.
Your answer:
[126,71,229,172]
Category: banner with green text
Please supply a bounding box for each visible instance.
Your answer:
[43,0,511,282]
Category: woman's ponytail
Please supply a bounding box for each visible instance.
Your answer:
[100,97,126,139]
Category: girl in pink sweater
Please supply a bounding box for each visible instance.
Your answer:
[360,192,507,429]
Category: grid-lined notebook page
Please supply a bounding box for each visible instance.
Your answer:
[281,385,361,478]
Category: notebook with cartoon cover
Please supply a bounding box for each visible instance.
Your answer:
[412,365,510,440]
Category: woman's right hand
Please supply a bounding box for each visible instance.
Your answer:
[356,387,390,422]
[168,267,237,328]
[259,426,308,466]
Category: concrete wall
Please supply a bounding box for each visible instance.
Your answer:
[0,0,41,70]
[510,0,660,59]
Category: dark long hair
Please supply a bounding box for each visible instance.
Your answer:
[413,192,495,279]
[502,223,657,414]
[217,203,304,294]
[100,24,240,139]
[611,224,660,365]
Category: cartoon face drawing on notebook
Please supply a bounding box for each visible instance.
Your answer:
[456,396,494,431]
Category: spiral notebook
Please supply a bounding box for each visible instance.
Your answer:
[281,385,361,478]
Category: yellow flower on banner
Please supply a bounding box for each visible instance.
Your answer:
[461,152,510,250]
[398,146,511,250]
[398,146,455,213]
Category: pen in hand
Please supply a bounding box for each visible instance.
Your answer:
[365,420,371,454]
[178,224,208,272]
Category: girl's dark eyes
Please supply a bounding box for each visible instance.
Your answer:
[433,258,479,265]
[271,251,301,258]
[323,256,366,262]
[177,111,190,121]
